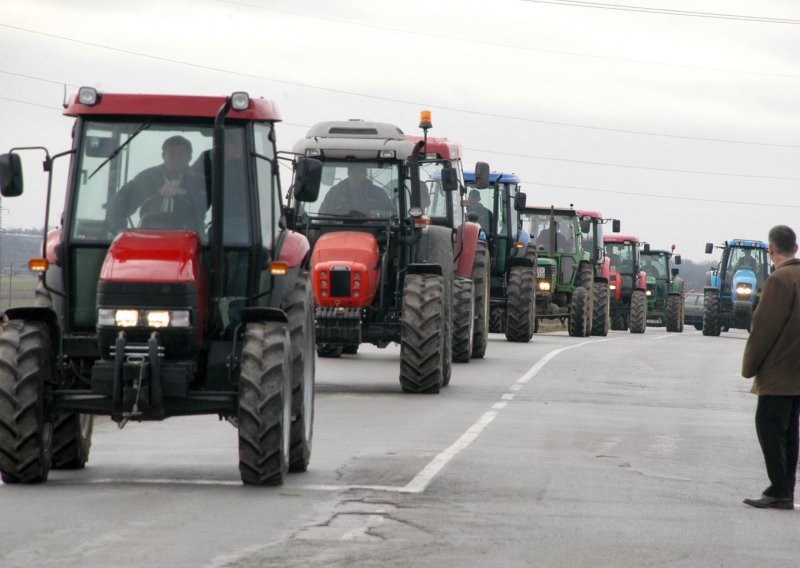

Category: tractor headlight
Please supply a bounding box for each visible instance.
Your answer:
[537,280,551,292]
[115,309,139,328]
[98,309,191,328]
[646,289,652,296]
[609,284,616,291]
[736,285,753,297]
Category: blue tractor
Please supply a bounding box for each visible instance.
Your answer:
[703,239,769,335]
[464,171,536,342]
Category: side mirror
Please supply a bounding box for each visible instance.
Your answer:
[643,243,650,253]
[612,219,620,233]
[513,192,527,211]
[473,161,490,190]
[705,242,714,254]
[674,254,681,265]
[293,157,322,202]
[441,165,458,192]
[579,219,590,234]
[672,268,679,277]
[0,153,24,197]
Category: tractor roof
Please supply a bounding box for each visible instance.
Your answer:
[63,92,282,121]
[726,239,768,249]
[405,135,462,160]
[464,171,521,184]
[577,209,603,219]
[604,235,641,244]
[293,119,417,159]
[523,206,576,216]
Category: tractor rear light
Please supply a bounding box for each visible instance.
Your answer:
[146,311,171,328]
[269,261,288,275]
[28,258,48,272]
[77,86,99,106]
[115,309,139,328]
[230,91,250,111]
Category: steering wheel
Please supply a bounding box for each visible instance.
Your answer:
[138,194,204,231]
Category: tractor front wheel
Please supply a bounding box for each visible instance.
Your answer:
[470,241,490,359]
[0,320,54,484]
[452,277,475,363]
[591,282,610,336]
[400,274,446,394]
[52,413,93,470]
[568,286,590,337]
[505,266,535,342]
[238,321,292,485]
[703,291,721,336]
[666,295,682,333]
[629,290,647,334]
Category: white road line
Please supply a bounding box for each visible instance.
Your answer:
[501,393,515,401]
[492,402,508,410]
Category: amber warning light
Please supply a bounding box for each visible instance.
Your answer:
[28,258,48,272]
[419,110,432,130]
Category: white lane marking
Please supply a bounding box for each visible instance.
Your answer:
[492,402,508,410]
[501,393,515,401]
[509,384,522,391]
[517,339,609,384]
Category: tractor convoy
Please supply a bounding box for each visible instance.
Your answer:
[0,86,760,485]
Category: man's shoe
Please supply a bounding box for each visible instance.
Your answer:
[743,495,795,510]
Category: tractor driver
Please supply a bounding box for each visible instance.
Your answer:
[109,135,207,232]
[318,164,394,217]
[467,189,492,234]
[735,248,759,273]
[642,257,663,278]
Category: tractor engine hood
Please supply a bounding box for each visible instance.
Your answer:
[731,268,757,301]
[311,231,380,308]
[96,229,206,358]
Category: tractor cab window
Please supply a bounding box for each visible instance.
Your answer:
[303,161,398,220]
[464,181,494,235]
[73,121,213,242]
[528,212,576,253]
[605,242,634,273]
[641,254,665,278]
[418,160,456,223]
[727,246,765,275]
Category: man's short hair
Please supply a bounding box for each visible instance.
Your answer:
[162,135,193,154]
[768,225,796,255]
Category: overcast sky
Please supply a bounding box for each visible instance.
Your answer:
[1,0,799,260]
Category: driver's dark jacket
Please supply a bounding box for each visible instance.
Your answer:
[742,258,800,395]
[108,165,206,229]
[319,180,394,216]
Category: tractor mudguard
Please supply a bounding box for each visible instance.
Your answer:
[277,230,311,268]
[2,306,61,347]
[669,276,684,295]
[407,263,443,276]
[240,306,288,324]
[596,257,611,282]
[636,271,647,290]
[453,221,480,278]
[414,225,455,276]
[507,256,534,268]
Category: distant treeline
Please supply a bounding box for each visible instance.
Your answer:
[676,257,717,293]
[0,228,44,272]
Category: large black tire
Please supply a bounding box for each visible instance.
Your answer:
[610,306,627,331]
[568,286,590,337]
[238,321,292,485]
[281,274,315,473]
[489,307,506,333]
[316,344,343,358]
[666,295,682,333]
[694,323,703,331]
[0,320,54,484]
[470,241,490,359]
[451,277,474,363]
[505,266,535,342]
[703,291,721,336]
[629,289,647,334]
[52,413,93,470]
[400,274,446,394]
[591,282,610,336]
[342,344,359,355]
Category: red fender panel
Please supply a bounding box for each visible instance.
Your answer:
[454,221,480,278]
[311,231,380,307]
[277,230,311,268]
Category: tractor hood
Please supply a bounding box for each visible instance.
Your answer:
[311,231,381,307]
[100,230,203,283]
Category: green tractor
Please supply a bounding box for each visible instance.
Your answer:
[464,171,536,342]
[523,206,596,337]
[640,244,685,332]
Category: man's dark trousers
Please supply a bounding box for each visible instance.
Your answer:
[755,395,800,499]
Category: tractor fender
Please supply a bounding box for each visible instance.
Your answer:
[594,256,611,282]
[277,230,311,268]
[706,270,719,288]
[507,256,534,268]
[407,263,443,276]
[609,269,622,301]
[454,221,481,278]
[636,271,647,290]
[240,306,288,324]
[414,225,454,281]
[2,306,61,348]
[669,276,684,295]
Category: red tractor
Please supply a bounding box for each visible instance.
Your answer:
[604,234,648,333]
[0,88,322,485]
[577,210,620,336]
[290,114,489,393]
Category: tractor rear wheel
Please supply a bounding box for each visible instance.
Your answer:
[317,344,343,358]
[610,307,626,331]
[591,282,610,336]
[400,273,446,394]
[702,291,721,336]
[0,320,54,484]
[342,344,359,355]
[470,241,490,359]
[281,274,315,473]
[238,321,292,485]
[629,290,647,333]
[505,266,535,342]
[452,277,475,362]
[489,307,506,333]
[52,413,93,470]
[568,286,590,337]
[666,295,682,333]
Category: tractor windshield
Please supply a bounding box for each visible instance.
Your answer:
[419,160,461,224]
[641,252,668,279]
[302,161,399,220]
[464,181,494,235]
[725,246,767,276]
[605,242,635,274]
[527,212,576,253]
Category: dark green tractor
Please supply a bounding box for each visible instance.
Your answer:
[641,244,685,332]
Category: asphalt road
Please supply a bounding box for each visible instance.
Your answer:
[1,328,798,567]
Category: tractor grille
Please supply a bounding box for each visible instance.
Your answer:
[330,267,351,297]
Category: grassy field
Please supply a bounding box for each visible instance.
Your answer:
[0,272,39,309]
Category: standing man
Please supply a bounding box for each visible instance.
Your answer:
[741,225,800,510]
